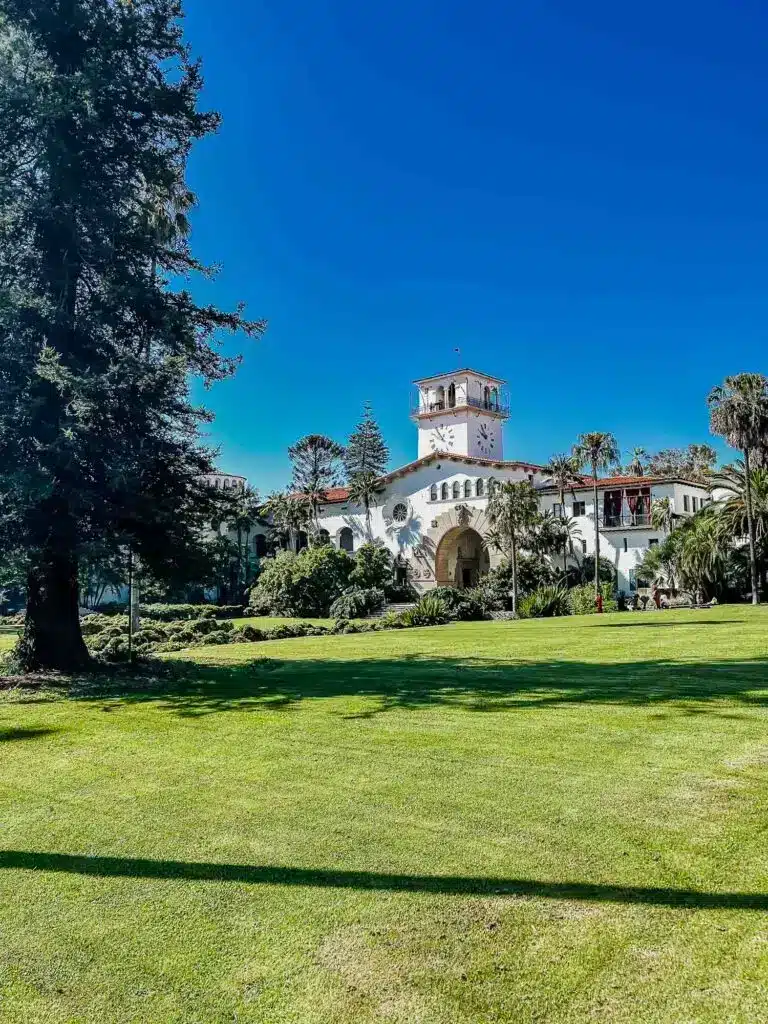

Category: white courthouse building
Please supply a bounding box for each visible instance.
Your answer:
[309,368,712,595]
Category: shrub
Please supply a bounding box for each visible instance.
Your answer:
[81,614,128,635]
[569,582,617,616]
[138,603,243,621]
[564,557,616,589]
[451,593,487,621]
[377,611,407,629]
[329,587,385,619]
[423,586,486,621]
[348,543,393,591]
[237,625,266,642]
[384,580,419,602]
[429,587,465,611]
[400,594,451,627]
[249,547,354,617]
[519,585,571,619]
[93,601,125,616]
[264,623,312,640]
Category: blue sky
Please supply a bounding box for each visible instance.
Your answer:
[182,0,768,492]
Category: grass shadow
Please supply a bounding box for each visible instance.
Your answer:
[0,726,60,742]
[61,647,768,718]
[1,850,765,910]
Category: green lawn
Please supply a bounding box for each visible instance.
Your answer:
[2,608,768,1022]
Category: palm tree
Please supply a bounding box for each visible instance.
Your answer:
[708,373,768,604]
[228,485,262,593]
[347,470,383,542]
[263,491,310,553]
[626,446,647,476]
[558,515,582,573]
[544,452,583,574]
[573,432,620,599]
[650,496,674,533]
[711,463,768,575]
[678,515,729,604]
[486,480,540,617]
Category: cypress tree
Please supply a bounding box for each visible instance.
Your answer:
[0,0,263,670]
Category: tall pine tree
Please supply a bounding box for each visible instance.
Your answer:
[0,0,263,670]
[344,403,389,540]
[288,435,344,537]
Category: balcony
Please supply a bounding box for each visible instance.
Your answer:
[593,513,652,529]
[411,395,510,419]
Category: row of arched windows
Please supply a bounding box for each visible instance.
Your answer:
[429,383,500,412]
[430,479,490,501]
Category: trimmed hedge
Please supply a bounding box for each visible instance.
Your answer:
[139,603,245,621]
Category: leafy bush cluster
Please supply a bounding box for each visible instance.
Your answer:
[86,617,236,658]
[568,582,617,615]
[399,594,451,627]
[329,587,385,619]
[518,585,571,619]
[249,547,354,617]
[249,543,417,618]
[427,587,487,621]
[140,603,245,621]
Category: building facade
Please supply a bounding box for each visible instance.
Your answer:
[311,368,712,594]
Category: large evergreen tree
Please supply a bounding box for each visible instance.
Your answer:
[0,0,262,670]
[344,403,389,539]
[288,435,344,536]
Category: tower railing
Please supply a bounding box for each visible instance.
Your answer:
[411,395,510,418]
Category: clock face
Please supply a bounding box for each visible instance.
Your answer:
[476,422,495,456]
[430,426,455,452]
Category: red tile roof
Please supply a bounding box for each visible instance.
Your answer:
[320,487,351,502]
[541,474,710,492]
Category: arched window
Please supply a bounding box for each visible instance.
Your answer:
[448,382,456,408]
[476,479,484,497]
[318,529,330,546]
[463,479,472,498]
[483,386,490,409]
[253,534,268,557]
[435,385,445,410]
[452,481,460,499]
[441,483,449,500]
[430,484,438,501]
[339,527,354,552]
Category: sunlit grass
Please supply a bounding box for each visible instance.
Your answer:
[2,606,768,1022]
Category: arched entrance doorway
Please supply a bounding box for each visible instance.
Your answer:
[434,527,490,589]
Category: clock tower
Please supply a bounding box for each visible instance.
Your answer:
[411,369,509,459]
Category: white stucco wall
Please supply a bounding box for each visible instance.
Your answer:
[315,464,712,595]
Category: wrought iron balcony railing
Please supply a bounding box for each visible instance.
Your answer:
[592,512,652,529]
[411,395,510,418]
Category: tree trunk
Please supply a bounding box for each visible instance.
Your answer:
[593,467,600,599]
[18,547,90,672]
[511,532,519,618]
[365,497,372,542]
[129,552,140,636]
[743,447,760,605]
[560,485,567,576]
